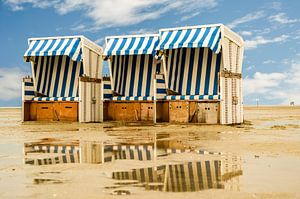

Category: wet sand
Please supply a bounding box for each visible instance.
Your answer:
[0,106,300,198]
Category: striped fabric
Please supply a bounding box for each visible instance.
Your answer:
[155,74,167,100]
[165,48,221,97]
[104,34,159,56]
[164,95,220,100]
[24,37,82,62]
[103,79,113,100]
[32,55,83,97]
[32,97,79,102]
[112,96,154,101]
[22,78,34,101]
[110,55,161,98]
[157,25,221,54]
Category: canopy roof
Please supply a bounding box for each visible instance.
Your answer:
[24,36,82,62]
[103,34,159,56]
[156,24,222,54]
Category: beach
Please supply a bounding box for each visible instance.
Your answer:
[0,106,300,198]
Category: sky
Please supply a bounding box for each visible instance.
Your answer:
[0,0,299,106]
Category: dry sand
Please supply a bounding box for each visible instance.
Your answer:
[0,106,300,199]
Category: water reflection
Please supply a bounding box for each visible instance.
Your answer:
[112,155,242,192]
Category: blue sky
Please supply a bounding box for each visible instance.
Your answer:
[0,0,299,106]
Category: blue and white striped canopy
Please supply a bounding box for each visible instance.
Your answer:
[24,37,82,62]
[103,34,159,56]
[157,25,222,54]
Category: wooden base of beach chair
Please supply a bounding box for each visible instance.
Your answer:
[23,102,78,122]
[104,101,155,122]
[168,101,220,124]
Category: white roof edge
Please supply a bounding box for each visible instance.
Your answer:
[222,25,244,46]
[28,35,84,42]
[105,33,159,44]
[81,36,103,53]
[159,23,223,32]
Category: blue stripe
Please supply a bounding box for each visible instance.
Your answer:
[118,56,124,94]
[43,39,56,56]
[41,56,50,94]
[27,40,41,56]
[207,27,219,49]
[125,38,136,55]
[35,40,48,56]
[116,38,128,55]
[129,55,137,96]
[68,60,77,97]
[68,38,81,59]
[60,39,72,55]
[143,37,153,54]
[47,56,55,96]
[53,56,63,97]
[60,56,70,96]
[145,55,153,96]
[134,37,145,54]
[104,94,113,99]
[212,33,221,53]
[121,56,129,95]
[156,79,165,83]
[137,54,145,96]
[25,91,34,95]
[168,49,175,88]
[177,29,192,48]
[178,48,186,94]
[25,82,33,86]
[186,48,195,95]
[204,50,212,95]
[104,84,111,89]
[157,88,166,94]
[173,48,181,91]
[195,48,204,95]
[213,53,221,95]
[198,27,211,47]
[159,31,173,50]
[36,56,44,93]
[107,39,119,56]
[187,28,201,48]
[168,30,182,49]
[51,39,65,56]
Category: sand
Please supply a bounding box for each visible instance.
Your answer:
[0,106,300,199]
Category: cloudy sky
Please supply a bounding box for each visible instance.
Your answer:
[0,0,299,106]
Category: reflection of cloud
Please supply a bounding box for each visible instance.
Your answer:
[227,11,265,29]
[0,67,28,101]
[245,35,289,49]
[4,0,217,29]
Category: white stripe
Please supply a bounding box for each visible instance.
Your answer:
[164,30,178,49]
[39,40,52,55]
[125,56,133,95]
[72,61,81,97]
[134,55,141,96]
[208,53,216,95]
[158,31,171,50]
[44,56,52,95]
[35,57,42,92]
[24,40,37,56]
[192,28,207,48]
[64,58,73,97]
[202,27,216,47]
[147,37,158,54]
[129,38,141,55]
[47,39,61,56]
[138,37,150,54]
[104,39,115,55]
[172,29,187,49]
[120,38,132,55]
[190,48,199,95]
[199,48,208,94]
[32,40,45,56]
[211,28,221,52]
[64,38,77,56]
[182,28,197,48]
[57,56,66,97]
[176,49,183,92]
[181,48,190,94]
[49,56,58,96]
[112,39,124,55]
[141,55,148,96]
[56,39,70,55]
[39,57,47,94]
[150,57,156,96]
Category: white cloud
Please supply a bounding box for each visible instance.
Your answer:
[227,11,265,29]
[244,59,300,105]
[269,13,299,24]
[4,0,217,29]
[245,35,289,49]
[263,60,275,64]
[0,67,28,101]
[238,31,252,36]
[244,72,286,95]
[128,28,157,35]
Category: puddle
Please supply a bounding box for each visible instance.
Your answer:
[111,154,242,192]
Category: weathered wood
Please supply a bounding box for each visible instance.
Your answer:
[141,103,153,121]
[169,101,189,123]
[198,102,220,124]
